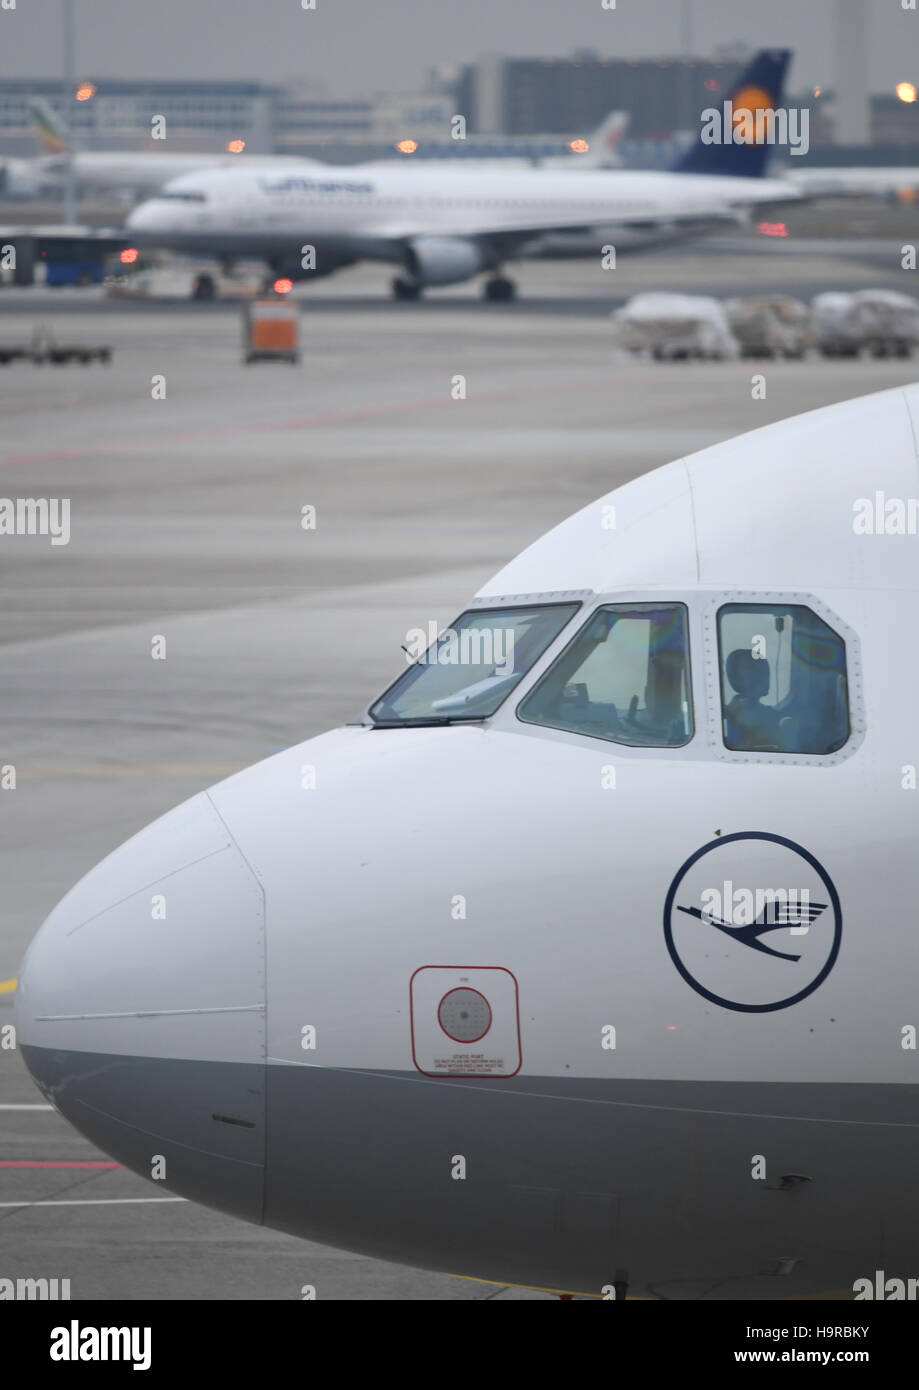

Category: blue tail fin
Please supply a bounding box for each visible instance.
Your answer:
[672,48,792,178]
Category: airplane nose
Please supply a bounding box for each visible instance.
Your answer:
[124,201,167,235]
[16,791,266,1223]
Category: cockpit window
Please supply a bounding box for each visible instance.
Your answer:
[157,190,208,202]
[717,603,849,754]
[369,604,579,724]
[517,603,693,747]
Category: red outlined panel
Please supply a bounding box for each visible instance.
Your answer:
[410,965,521,1077]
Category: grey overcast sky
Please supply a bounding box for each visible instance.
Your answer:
[0,0,914,96]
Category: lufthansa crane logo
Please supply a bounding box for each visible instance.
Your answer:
[663,832,842,1012]
[730,85,775,142]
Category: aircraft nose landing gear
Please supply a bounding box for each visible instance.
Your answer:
[192,273,216,301]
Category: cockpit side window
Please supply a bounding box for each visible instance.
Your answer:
[369,603,580,725]
[517,603,693,747]
[717,603,849,754]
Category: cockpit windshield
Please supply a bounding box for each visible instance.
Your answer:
[369,604,579,724]
[157,190,208,202]
[518,603,693,746]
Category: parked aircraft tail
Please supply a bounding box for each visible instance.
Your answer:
[29,96,73,158]
[672,48,793,178]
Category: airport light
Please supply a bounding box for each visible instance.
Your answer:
[896,81,917,103]
[813,86,822,98]
[75,82,95,101]
[227,139,246,153]
[119,247,139,264]
[568,139,589,154]
[396,139,418,154]
[272,278,294,295]
[757,221,788,237]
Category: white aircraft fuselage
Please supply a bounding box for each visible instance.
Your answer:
[124,163,799,285]
[37,150,321,197]
[16,385,919,1299]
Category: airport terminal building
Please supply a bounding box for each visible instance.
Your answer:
[0,55,916,168]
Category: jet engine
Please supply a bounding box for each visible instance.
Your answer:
[404,236,489,287]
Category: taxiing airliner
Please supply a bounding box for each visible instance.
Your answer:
[17,383,919,1299]
[125,49,800,300]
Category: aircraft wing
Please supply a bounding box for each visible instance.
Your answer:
[372,186,803,245]
[370,188,803,255]
[784,167,919,199]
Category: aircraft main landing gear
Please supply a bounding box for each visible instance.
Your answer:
[483,276,516,303]
[392,276,422,301]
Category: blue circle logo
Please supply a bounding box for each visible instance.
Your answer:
[663,832,842,1013]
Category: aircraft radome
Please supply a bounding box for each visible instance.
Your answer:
[17,384,919,1300]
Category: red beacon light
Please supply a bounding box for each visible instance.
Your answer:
[756,221,788,238]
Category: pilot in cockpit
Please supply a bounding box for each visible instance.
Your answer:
[722,648,783,751]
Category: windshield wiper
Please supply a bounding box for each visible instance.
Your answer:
[369,716,486,728]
